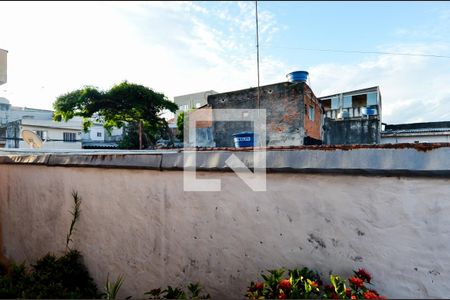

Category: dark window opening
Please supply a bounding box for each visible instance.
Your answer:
[63,132,76,142]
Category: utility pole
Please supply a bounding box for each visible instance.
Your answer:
[255,0,261,110]
[255,0,262,148]
[139,120,143,150]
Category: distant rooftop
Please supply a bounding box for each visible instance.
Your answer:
[319,86,379,100]
[383,121,450,135]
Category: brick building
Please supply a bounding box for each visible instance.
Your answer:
[205,80,322,147]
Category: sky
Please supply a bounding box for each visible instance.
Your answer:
[0,1,449,124]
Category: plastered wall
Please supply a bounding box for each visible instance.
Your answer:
[0,165,449,298]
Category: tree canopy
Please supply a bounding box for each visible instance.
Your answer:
[53,82,178,148]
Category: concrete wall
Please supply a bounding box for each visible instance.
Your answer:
[323,118,380,145]
[0,147,449,298]
[208,82,321,147]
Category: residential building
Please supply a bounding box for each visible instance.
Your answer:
[381,121,450,144]
[319,86,382,145]
[5,107,83,149]
[1,104,123,149]
[81,122,123,149]
[0,98,10,148]
[174,90,217,116]
[0,48,6,85]
[0,49,7,147]
[206,74,322,147]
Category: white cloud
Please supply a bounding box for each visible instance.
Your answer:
[309,43,450,124]
[0,1,286,111]
[0,2,448,125]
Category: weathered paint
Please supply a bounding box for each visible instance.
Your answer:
[0,162,449,298]
[323,118,380,145]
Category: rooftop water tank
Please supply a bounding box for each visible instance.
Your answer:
[286,71,309,83]
[361,107,377,116]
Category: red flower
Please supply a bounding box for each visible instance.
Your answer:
[345,288,352,298]
[351,296,357,299]
[368,289,379,296]
[355,268,372,283]
[324,284,334,292]
[279,292,286,299]
[363,291,379,299]
[279,279,291,290]
[310,281,319,289]
[255,282,264,290]
[349,276,364,288]
[330,292,339,299]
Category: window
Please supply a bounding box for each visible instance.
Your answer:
[367,92,377,106]
[195,102,201,108]
[180,104,189,111]
[97,132,102,137]
[35,130,46,140]
[343,95,352,108]
[331,97,340,109]
[63,132,76,142]
[309,105,315,121]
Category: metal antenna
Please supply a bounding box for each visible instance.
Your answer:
[256,0,260,110]
[255,0,262,148]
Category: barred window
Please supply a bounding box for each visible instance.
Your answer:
[63,132,76,142]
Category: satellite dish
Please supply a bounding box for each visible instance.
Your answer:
[21,130,43,149]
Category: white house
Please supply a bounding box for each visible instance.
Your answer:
[6,108,83,149]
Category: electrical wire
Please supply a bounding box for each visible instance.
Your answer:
[262,45,450,59]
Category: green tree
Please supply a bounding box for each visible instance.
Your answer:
[176,111,185,141]
[53,81,178,149]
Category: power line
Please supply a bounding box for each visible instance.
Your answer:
[263,45,450,59]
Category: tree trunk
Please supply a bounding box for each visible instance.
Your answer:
[138,120,143,150]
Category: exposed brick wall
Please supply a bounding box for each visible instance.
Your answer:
[303,84,322,140]
[208,82,313,147]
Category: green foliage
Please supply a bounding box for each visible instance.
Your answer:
[53,81,178,147]
[102,274,125,299]
[117,120,172,149]
[0,250,99,299]
[66,191,82,252]
[246,267,385,299]
[176,111,185,141]
[0,191,99,299]
[0,263,29,298]
[145,283,210,299]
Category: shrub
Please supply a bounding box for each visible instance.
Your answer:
[0,250,99,299]
[145,283,210,299]
[245,267,385,299]
[0,191,100,299]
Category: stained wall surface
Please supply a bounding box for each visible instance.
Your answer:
[0,161,449,298]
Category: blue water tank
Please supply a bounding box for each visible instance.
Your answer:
[233,132,257,148]
[286,71,309,83]
[361,107,377,116]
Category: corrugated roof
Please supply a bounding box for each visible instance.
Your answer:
[82,142,118,149]
[382,128,450,135]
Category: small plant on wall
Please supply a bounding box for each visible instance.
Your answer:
[245,267,385,299]
[145,283,210,299]
[0,191,100,299]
